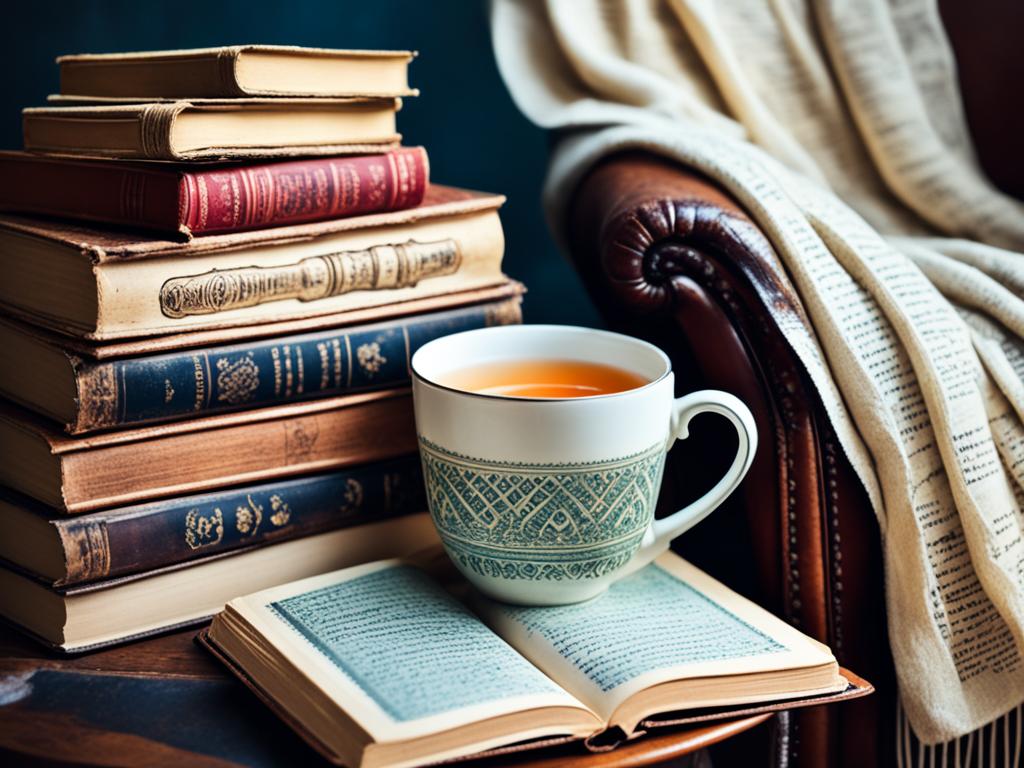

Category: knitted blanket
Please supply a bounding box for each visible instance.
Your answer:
[492,0,1024,749]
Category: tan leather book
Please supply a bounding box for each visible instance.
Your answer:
[23,99,401,161]
[56,46,417,101]
[0,185,507,339]
[0,389,417,513]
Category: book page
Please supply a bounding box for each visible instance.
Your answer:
[477,553,836,722]
[233,559,594,743]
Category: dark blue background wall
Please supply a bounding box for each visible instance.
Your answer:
[0,0,599,326]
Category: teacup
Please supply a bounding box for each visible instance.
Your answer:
[410,325,756,605]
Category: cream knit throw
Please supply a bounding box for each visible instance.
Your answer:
[492,0,1024,748]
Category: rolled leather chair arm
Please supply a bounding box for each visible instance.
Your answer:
[568,151,822,625]
[566,151,892,768]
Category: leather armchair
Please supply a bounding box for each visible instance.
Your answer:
[567,153,895,768]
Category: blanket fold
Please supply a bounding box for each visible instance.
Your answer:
[492,0,1024,746]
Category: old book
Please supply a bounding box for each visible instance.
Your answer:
[57,46,417,100]
[0,512,438,653]
[22,99,400,161]
[0,148,428,237]
[0,454,424,586]
[0,295,522,434]
[0,185,506,339]
[203,553,869,768]
[0,281,525,358]
[0,389,416,513]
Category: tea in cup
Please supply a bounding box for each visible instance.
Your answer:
[411,325,756,605]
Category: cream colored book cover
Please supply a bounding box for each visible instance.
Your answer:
[57,46,418,100]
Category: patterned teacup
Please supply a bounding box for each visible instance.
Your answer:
[410,325,757,605]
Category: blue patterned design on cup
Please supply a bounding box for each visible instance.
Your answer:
[419,438,665,581]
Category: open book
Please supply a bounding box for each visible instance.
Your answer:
[202,552,869,767]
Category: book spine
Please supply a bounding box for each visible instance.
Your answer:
[0,156,184,233]
[59,392,419,513]
[179,147,428,235]
[52,456,425,586]
[70,297,520,433]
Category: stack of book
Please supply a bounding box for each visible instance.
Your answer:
[0,45,522,653]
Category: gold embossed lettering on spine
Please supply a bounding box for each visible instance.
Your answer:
[159,239,461,318]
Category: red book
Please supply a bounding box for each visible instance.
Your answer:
[0,147,429,237]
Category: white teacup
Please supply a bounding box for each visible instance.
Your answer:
[410,325,757,605]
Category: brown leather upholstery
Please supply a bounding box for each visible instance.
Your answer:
[567,153,896,768]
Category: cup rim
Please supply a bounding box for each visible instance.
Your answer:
[410,324,672,403]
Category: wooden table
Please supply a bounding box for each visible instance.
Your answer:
[0,624,771,767]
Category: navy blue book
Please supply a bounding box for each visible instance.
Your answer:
[0,455,425,587]
[0,292,521,434]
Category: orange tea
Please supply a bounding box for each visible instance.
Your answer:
[441,359,648,398]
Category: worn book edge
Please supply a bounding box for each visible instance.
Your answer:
[0,147,429,241]
[24,99,403,162]
[0,454,424,586]
[56,45,417,63]
[0,387,410,454]
[63,295,517,434]
[0,282,524,359]
[0,184,505,262]
[55,44,420,101]
[0,612,210,656]
[47,92,419,103]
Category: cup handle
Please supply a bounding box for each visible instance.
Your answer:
[622,390,758,577]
